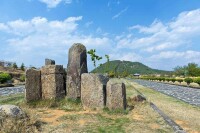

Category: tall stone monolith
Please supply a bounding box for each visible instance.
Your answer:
[106,79,127,110]
[25,68,42,102]
[81,73,109,110]
[66,43,88,99]
[41,65,65,99]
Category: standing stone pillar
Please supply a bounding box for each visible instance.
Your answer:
[66,43,88,99]
[45,59,55,66]
[106,80,127,110]
[41,65,65,99]
[25,69,42,102]
[81,73,109,110]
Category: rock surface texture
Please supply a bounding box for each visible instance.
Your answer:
[25,68,41,102]
[0,105,26,118]
[81,73,109,110]
[106,80,127,110]
[41,65,65,99]
[45,58,55,65]
[66,43,88,99]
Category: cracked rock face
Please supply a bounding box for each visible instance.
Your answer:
[66,43,88,99]
[81,73,109,110]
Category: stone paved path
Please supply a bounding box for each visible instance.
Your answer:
[0,86,24,96]
[132,79,200,107]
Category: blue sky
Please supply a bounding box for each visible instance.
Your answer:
[0,0,200,71]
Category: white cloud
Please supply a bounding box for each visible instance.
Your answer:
[117,9,200,54]
[112,7,128,20]
[0,16,112,68]
[38,0,72,8]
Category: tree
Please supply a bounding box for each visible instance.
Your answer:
[20,63,25,71]
[87,49,102,68]
[12,62,18,69]
[187,63,200,77]
[174,66,187,77]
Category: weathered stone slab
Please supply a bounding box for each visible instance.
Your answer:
[45,58,55,66]
[41,65,65,99]
[81,73,109,110]
[106,80,126,110]
[25,68,41,102]
[66,43,88,99]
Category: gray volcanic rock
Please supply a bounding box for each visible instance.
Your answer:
[81,73,109,110]
[25,68,42,102]
[106,80,127,110]
[66,43,88,99]
[0,105,26,118]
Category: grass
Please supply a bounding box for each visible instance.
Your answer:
[126,79,200,133]
[0,79,174,133]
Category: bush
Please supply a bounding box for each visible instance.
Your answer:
[0,73,12,84]
[171,78,176,83]
[20,75,25,82]
[166,78,170,82]
[108,71,115,78]
[184,78,193,85]
[176,79,183,84]
[194,77,200,86]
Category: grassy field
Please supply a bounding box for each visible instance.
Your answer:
[0,79,175,133]
[126,79,200,133]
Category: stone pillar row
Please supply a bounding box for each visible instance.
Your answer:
[25,43,126,110]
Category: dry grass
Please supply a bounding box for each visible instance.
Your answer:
[0,79,174,133]
[126,79,200,133]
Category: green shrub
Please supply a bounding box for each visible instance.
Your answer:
[171,78,176,83]
[166,78,170,82]
[20,75,25,82]
[108,71,115,78]
[176,79,183,84]
[0,73,12,84]
[184,78,193,85]
[194,77,200,86]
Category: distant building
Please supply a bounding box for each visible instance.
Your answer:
[133,73,140,78]
[0,60,14,67]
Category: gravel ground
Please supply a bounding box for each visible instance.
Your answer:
[132,79,200,107]
[0,86,25,96]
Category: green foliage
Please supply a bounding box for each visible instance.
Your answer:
[20,75,25,82]
[0,72,12,84]
[176,79,183,84]
[194,77,200,86]
[12,62,18,69]
[108,71,115,78]
[171,78,176,83]
[184,78,193,85]
[20,63,25,71]
[174,63,200,77]
[87,49,102,68]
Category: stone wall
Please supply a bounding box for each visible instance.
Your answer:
[66,43,88,99]
[41,65,65,99]
[25,68,42,102]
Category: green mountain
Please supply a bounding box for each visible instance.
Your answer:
[92,60,172,75]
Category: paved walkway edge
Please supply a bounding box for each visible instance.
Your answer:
[150,102,186,133]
